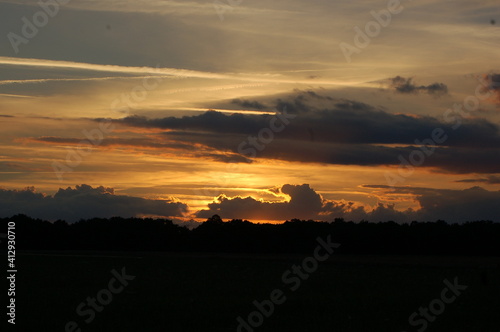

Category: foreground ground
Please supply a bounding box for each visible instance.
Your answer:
[6,252,500,331]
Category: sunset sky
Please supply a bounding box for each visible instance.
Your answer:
[0,0,499,224]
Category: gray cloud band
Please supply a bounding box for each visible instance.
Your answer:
[8,0,72,54]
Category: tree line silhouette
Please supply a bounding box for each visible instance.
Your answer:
[2,214,500,255]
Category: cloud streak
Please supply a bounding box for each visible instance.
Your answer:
[456,175,500,184]
[389,76,448,96]
[0,56,228,80]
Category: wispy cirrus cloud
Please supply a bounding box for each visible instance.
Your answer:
[0,56,227,79]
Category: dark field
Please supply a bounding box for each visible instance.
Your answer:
[6,252,500,332]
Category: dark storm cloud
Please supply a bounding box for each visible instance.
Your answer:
[117,94,500,147]
[0,184,187,221]
[390,76,448,96]
[483,73,500,103]
[197,184,500,223]
[91,90,500,173]
[231,98,267,110]
[456,175,500,184]
[240,142,500,173]
[196,153,252,164]
[118,111,269,135]
[155,134,499,173]
[372,185,500,222]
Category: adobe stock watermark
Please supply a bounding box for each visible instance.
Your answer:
[237,107,296,158]
[236,235,340,331]
[52,69,165,181]
[213,0,243,21]
[7,0,72,54]
[193,106,296,199]
[385,74,497,188]
[65,267,135,332]
[339,0,409,63]
[402,277,467,332]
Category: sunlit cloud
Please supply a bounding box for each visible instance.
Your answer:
[0,0,498,221]
[0,56,228,79]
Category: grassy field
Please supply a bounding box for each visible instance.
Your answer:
[6,252,500,331]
